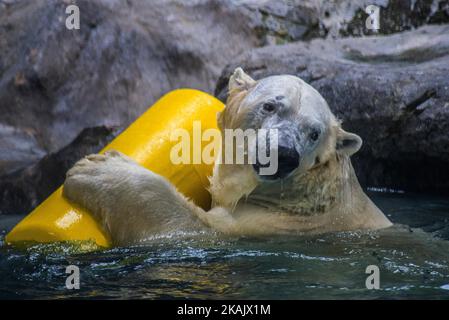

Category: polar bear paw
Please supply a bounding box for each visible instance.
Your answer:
[63,150,137,215]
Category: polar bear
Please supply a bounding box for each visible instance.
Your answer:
[63,68,392,245]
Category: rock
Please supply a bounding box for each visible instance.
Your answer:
[238,0,449,41]
[1,0,448,174]
[216,25,449,194]
[0,124,46,176]
[0,126,119,215]
[0,0,323,215]
[320,0,449,38]
[0,0,262,174]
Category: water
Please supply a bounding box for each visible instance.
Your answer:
[1,191,449,299]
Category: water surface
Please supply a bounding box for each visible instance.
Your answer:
[1,191,449,299]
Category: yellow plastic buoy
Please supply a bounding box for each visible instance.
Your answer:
[6,89,225,249]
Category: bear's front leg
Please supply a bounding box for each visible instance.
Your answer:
[63,150,206,245]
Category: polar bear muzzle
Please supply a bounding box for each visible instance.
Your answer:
[253,137,300,180]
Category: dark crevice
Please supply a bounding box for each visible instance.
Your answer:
[404,89,436,114]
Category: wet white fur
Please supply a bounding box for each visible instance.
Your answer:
[63,69,392,246]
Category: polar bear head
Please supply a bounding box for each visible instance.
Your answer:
[219,68,362,181]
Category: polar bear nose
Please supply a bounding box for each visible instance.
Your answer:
[276,145,300,178]
[253,145,300,180]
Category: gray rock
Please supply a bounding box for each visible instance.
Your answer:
[235,0,449,41]
[0,126,119,215]
[0,124,46,176]
[0,0,261,173]
[1,0,448,177]
[216,25,449,194]
[320,0,449,38]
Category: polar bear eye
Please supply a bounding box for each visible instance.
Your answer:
[309,129,321,142]
[262,102,277,113]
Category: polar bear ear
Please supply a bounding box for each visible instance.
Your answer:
[228,67,256,93]
[336,129,363,156]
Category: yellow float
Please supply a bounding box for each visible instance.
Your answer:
[6,89,225,249]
